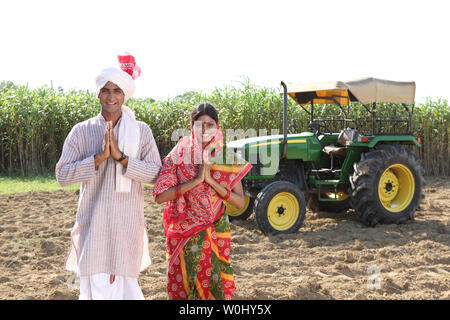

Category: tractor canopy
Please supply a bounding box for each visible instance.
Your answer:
[285,77,416,106]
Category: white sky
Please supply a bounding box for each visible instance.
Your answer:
[1,0,449,103]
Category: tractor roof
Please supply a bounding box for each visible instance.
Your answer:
[285,77,415,106]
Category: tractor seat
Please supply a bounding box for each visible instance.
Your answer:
[322,129,357,159]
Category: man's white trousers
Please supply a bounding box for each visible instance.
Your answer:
[79,273,144,300]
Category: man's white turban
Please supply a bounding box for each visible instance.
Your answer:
[95,53,141,103]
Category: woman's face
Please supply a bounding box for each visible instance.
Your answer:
[193,114,217,144]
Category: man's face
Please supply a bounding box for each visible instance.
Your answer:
[98,81,125,114]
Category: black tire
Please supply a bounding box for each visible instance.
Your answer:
[254,181,306,235]
[350,144,425,227]
[307,192,352,213]
[226,196,254,221]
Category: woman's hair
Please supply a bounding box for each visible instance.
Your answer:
[191,103,219,124]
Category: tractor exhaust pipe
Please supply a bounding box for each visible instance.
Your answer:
[281,81,288,158]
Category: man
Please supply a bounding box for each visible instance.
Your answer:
[55,54,162,300]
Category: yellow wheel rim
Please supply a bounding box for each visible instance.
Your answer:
[378,164,415,213]
[324,192,349,201]
[226,196,250,217]
[267,192,299,231]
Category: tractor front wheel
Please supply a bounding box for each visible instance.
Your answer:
[254,181,306,235]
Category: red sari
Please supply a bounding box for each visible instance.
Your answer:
[153,123,251,300]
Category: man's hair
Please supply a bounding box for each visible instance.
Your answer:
[191,103,219,124]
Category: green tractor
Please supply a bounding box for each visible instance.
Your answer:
[225,77,425,235]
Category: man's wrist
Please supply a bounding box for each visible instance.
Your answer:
[111,151,121,161]
[115,151,128,162]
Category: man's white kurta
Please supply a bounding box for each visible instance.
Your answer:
[55,112,162,278]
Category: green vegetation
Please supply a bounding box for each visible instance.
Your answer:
[0,173,79,194]
[0,173,153,194]
[0,79,449,176]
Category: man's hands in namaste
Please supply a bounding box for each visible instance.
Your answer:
[100,121,122,161]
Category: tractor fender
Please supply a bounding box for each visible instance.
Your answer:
[274,159,308,191]
[352,135,421,148]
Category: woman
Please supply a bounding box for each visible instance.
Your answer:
[153,103,252,300]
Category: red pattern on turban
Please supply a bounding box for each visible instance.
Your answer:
[118,53,141,80]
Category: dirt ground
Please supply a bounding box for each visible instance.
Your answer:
[0,176,448,300]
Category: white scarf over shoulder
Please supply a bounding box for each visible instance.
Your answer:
[95,67,140,193]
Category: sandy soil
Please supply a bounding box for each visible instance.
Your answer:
[0,177,449,300]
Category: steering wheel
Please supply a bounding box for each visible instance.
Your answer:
[310,121,332,136]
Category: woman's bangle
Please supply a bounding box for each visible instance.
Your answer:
[222,187,231,201]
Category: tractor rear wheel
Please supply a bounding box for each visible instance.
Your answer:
[350,144,425,227]
[254,181,306,235]
[225,196,254,221]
